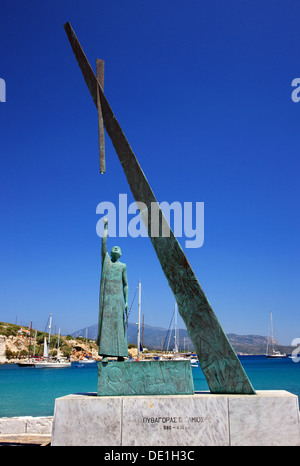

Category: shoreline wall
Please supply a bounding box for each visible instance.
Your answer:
[0,416,53,435]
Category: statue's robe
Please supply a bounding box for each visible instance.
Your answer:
[97,253,128,357]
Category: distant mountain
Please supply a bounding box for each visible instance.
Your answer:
[70,322,187,351]
[70,323,291,355]
[226,333,275,355]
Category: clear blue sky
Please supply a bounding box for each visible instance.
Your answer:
[0,1,299,344]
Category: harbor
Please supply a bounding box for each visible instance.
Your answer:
[1,356,300,418]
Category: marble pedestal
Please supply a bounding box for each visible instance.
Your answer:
[51,390,300,446]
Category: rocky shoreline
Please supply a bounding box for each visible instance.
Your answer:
[0,322,140,364]
[0,331,100,364]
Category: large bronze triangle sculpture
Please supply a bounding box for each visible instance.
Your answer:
[64,22,255,395]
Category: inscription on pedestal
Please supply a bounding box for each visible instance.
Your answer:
[142,414,205,433]
[121,395,229,446]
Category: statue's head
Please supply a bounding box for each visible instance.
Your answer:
[110,246,122,262]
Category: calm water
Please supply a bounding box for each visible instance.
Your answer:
[0,356,299,417]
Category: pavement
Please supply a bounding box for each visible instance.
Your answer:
[0,434,51,446]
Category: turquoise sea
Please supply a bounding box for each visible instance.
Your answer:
[0,356,299,417]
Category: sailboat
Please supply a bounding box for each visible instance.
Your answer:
[159,302,198,365]
[35,315,71,368]
[172,303,199,366]
[80,328,96,364]
[17,322,38,367]
[265,312,287,359]
[136,280,143,359]
[172,302,185,361]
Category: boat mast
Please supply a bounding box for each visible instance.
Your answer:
[266,312,270,355]
[28,321,32,358]
[137,280,141,359]
[142,314,144,349]
[270,311,274,353]
[174,302,178,354]
[33,329,37,357]
[48,313,52,346]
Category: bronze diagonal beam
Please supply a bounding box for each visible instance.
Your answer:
[63,21,255,394]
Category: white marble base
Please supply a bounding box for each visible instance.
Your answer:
[51,391,300,446]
